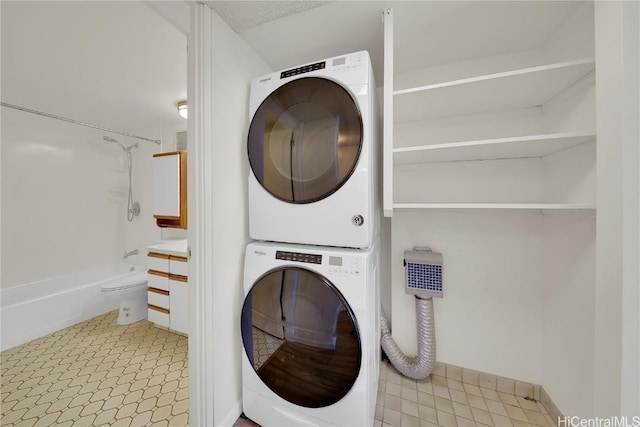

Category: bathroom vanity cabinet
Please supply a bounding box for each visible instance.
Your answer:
[153,151,187,229]
[146,240,189,335]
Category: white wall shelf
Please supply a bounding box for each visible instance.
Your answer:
[393,203,596,211]
[383,3,601,416]
[393,131,596,165]
[383,7,596,216]
[394,59,595,122]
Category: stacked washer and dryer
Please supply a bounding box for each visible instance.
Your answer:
[240,51,382,426]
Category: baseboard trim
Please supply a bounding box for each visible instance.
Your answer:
[432,361,541,400]
[219,397,243,427]
[540,386,565,426]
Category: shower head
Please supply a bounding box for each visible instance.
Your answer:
[103,135,140,222]
[103,136,137,152]
[103,135,127,152]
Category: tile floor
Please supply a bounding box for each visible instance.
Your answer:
[0,311,188,427]
[374,361,556,427]
[1,311,556,427]
[238,361,557,427]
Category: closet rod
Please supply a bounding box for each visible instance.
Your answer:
[1,102,161,145]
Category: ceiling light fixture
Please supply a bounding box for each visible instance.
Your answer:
[177,100,188,119]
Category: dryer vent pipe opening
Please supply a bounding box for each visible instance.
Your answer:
[380,296,436,380]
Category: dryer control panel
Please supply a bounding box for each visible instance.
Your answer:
[280,61,326,79]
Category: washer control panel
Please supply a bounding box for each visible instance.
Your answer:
[274,250,363,277]
[275,250,322,264]
[327,255,362,277]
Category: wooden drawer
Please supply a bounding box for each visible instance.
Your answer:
[148,252,170,272]
[148,287,169,309]
[169,255,188,276]
[148,304,170,327]
[147,270,169,291]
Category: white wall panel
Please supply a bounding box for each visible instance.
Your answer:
[192,8,272,425]
[0,109,157,287]
[543,2,595,63]
[543,141,596,205]
[394,107,546,149]
[541,213,595,417]
[594,1,625,416]
[394,158,544,204]
[391,210,544,384]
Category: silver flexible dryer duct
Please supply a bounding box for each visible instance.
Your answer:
[380,296,436,380]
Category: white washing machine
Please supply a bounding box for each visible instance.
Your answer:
[241,241,380,426]
[247,51,380,249]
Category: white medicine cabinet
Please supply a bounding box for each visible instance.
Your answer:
[153,151,187,228]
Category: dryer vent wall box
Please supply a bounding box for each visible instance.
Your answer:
[405,249,443,298]
[247,51,381,249]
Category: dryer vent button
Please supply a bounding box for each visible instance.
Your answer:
[352,215,364,227]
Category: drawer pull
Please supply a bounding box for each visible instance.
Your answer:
[148,252,170,260]
[148,269,169,277]
[170,255,188,263]
[148,304,169,314]
[169,274,188,283]
[148,287,170,296]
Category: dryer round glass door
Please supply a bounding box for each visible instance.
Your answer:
[241,267,362,408]
[248,77,363,204]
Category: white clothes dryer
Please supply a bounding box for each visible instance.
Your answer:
[241,241,380,427]
[247,51,380,249]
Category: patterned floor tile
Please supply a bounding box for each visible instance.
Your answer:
[2,311,556,427]
[1,311,188,427]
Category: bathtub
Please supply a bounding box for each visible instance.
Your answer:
[1,264,145,352]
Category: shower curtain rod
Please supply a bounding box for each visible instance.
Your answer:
[1,102,161,145]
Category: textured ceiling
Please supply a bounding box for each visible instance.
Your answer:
[205,1,333,32]
[209,1,584,87]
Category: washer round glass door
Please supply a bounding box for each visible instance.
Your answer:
[248,77,363,204]
[241,267,361,408]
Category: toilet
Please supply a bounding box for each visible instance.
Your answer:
[101,271,148,325]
